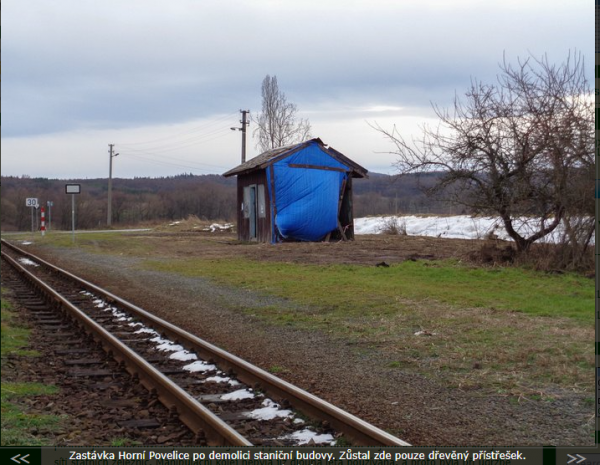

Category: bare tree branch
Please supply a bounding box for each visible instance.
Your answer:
[373,51,593,255]
[253,75,312,152]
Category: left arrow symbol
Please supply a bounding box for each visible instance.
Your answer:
[10,454,30,464]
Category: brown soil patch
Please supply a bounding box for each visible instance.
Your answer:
[127,229,482,266]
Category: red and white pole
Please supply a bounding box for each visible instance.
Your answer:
[41,206,46,236]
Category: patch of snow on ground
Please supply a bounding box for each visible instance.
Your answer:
[17,258,39,267]
[155,342,185,353]
[20,241,33,245]
[244,399,292,421]
[108,308,127,318]
[354,215,586,244]
[355,215,504,239]
[279,429,335,445]
[204,376,240,386]
[208,223,234,232]
[148,336,184,352]
[134,327,159,335]
[169,350,198,362]
[221,389,255,401]
[182,361,217,373]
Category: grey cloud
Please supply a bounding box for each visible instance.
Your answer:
[3,0,592,178]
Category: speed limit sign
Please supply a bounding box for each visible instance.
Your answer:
[26,198,39,207]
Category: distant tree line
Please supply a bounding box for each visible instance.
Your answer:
[0,174,236,231]
[353,172,461,217]
[0,172,454,231]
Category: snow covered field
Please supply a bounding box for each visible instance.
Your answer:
[354,215,585,244]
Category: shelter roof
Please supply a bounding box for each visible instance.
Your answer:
[222,138,368,178]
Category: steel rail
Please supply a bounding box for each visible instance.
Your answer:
[1,247,252,447]
[1,239,411,446]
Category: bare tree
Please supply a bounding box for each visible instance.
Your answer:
[374,52,593,254]
[253,75,312,152]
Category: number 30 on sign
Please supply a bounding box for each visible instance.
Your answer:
[26,198,39,207]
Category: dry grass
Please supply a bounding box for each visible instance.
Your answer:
[377,297,592,398]
[142,255,593,400]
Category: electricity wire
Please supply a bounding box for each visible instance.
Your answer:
[113,111,247,174]
[123,152,229,173]
[118,112,239,150]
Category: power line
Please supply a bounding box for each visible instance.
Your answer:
[122,152,229,173]
[113,112,243,175]
[118,112,239,148]
[119,112,237,145]
[118,128,233,154]
[120,150,230,170]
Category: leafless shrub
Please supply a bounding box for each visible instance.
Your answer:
[472,242,517,265]
[380,216,407,235]
[472,240,594,274]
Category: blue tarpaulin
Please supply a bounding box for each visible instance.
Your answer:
[267,141,350,242]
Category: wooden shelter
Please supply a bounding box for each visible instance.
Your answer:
[223,138,368,243]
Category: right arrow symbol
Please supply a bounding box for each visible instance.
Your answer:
[567,454,587,464]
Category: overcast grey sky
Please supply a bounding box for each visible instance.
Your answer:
[1,0,593,179]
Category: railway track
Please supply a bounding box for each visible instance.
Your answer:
[1,239,411,447]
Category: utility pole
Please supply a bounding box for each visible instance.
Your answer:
[107,144,119,226]
[231,110,250,163]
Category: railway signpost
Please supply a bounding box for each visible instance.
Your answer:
[26,197,38,235]
[65,184,81,243]
[47,200,54,231]
[40,206,46,236]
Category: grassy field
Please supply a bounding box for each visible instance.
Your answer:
[1,290,62,445]
[143,257,593,398]
[5,231,594,401]
[146,257,591,321]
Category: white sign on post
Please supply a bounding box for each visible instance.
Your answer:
[65,184,81,243]
[26,198,39,234]
[65,184,81,194]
